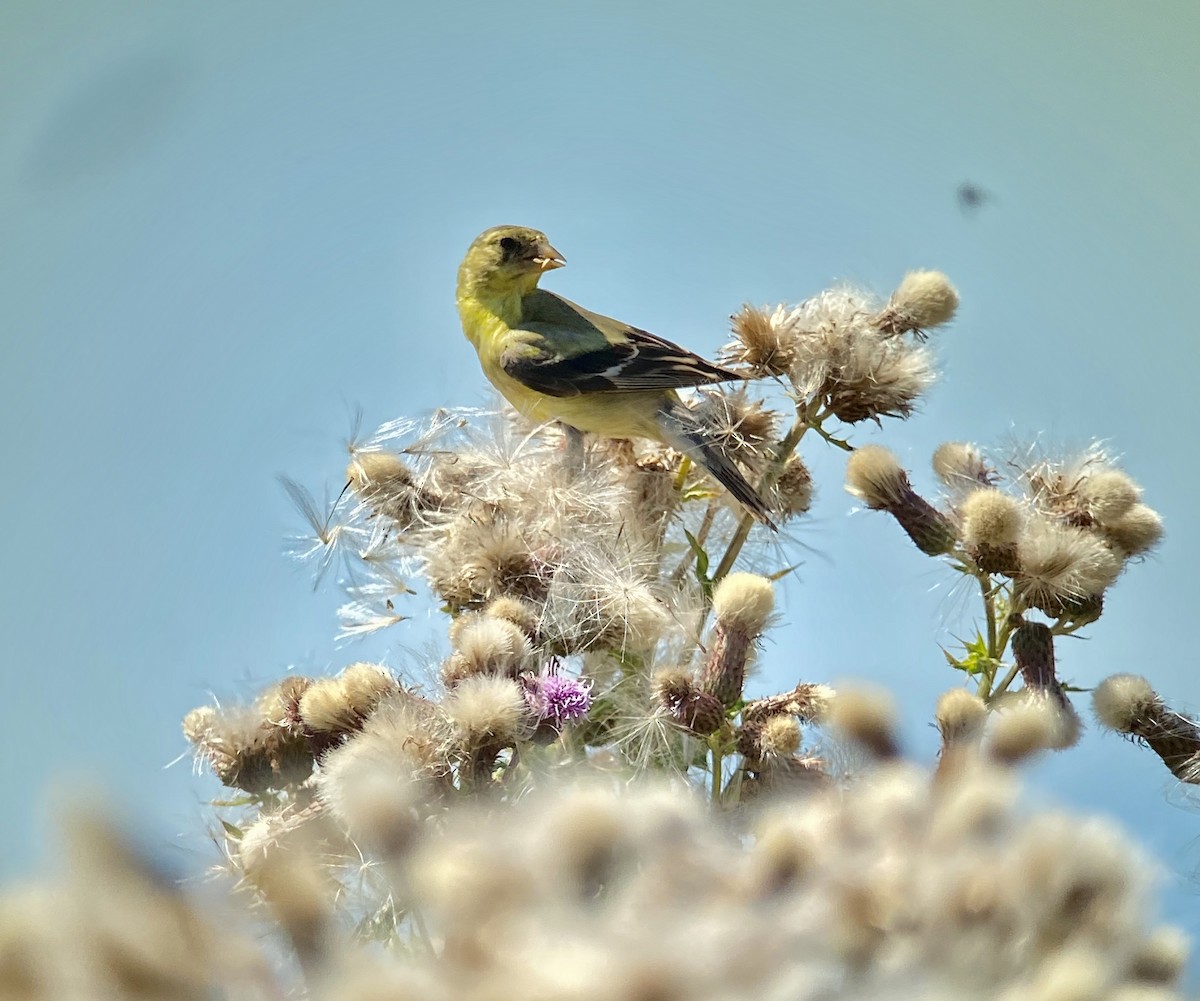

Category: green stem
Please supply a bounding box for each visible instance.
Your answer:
[710,746,724,808]
[976,571,999,699]
[711,411,813,583]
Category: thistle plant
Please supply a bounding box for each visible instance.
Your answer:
[2,267,1191,1000]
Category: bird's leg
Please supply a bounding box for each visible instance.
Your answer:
[560,423,587,474]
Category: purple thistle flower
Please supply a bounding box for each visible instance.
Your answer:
[532,674,593,725]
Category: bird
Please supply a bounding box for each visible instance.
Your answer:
[455,224,775,527]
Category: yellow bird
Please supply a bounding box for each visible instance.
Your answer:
[455,225,774,526]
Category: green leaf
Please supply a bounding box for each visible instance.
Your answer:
[683,529,714,598]
[943,631,991,676]
[219,820,244,840]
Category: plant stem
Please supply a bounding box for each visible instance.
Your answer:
[712,411,814,583]
[710,746,724,808]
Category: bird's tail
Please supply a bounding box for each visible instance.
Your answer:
[655,400,778,530]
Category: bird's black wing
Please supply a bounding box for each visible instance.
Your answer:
[502,289,744,398]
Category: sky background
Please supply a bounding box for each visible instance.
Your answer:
[3,0,1199,974]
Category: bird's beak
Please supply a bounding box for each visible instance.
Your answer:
[533,243,566,271]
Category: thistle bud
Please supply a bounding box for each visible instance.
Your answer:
[655,667,724,736]
[700,574,775,707]
[1010,620,1080,748]
[846,446,957,556]
[743,683,834,726]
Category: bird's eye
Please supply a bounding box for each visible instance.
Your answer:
[498,236,520,253]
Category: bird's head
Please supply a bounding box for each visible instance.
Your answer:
[457,225,566,298]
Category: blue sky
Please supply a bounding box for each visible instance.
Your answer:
[3,0,1199,965]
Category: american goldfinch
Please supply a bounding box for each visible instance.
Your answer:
[455,225,775,526]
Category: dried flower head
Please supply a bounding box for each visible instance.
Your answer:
[876,270,959,338]
[772,454,814,519]
[724,302,800,375]
[442,615,534,687]
[936,688,988,748]
[701,574,774,707]
[1092,674,1158,734]
[932,440,994,490]
[442,675,532,747]
[1013,518,1122,617]
[1100,503,1164,558]
[690,388,779,471]
[183,696,313,794]
[347,450,443,528]
[826,686,899,759]
[960,488,1023,573]
[846,447,957,556]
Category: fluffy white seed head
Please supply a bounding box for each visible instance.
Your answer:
[932,441,991,489]
[1101,504,1164,558]
[935,688,988,746]
[988,698,1061,764]
[725,303,800,375]
[1079,469,1141,525]
[482,595,541,639]
[1129,926,1190,984]
[827,686,899,758]
[337,663,398,715]
[960,488,1023,548]
[442,675,530,744]
[712,573,775,635]
[1015,518,1123,609]
[888,270,959,329]
[845,446,908,509]
[1092,674,1159,733]
[759,715,803,758]
[444,615,533,684]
